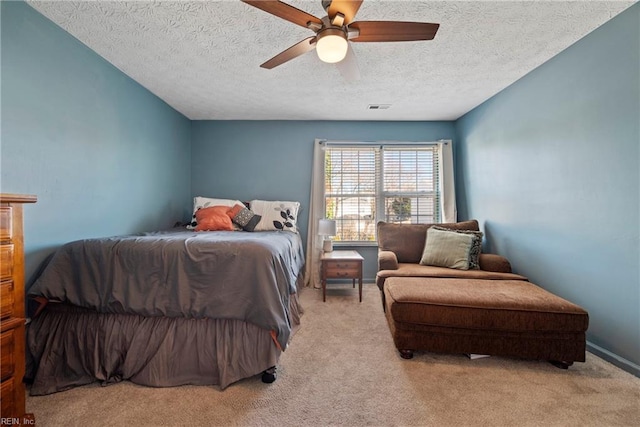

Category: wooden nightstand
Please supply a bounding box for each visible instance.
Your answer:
[321,250,364,302]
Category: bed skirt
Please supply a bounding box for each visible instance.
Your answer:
[26,292,303,396]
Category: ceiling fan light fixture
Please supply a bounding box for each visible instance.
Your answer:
[316,28,348,63]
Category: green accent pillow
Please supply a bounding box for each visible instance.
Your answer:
[420,226,483,270]
[434,226,483,270]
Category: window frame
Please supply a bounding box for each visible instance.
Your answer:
[324,142,441,245]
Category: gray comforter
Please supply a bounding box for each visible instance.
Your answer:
[28,228,305,350]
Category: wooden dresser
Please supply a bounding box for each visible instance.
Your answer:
[1,193,36,419]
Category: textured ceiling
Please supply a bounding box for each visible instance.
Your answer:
[27,1,635,121]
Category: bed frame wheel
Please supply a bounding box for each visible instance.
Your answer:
[261,366,277,383]
[549,360,573,369]
[399,349,414,359]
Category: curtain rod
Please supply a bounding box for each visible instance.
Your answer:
[319,139,449,146]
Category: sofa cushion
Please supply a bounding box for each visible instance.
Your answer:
[376,263,527,291]
[420,227,483,270]
[377,220,480,263]
[385,277,589,333]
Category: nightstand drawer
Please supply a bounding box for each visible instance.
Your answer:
[325,259,361,278]
[1,328,16,381]
[325,265,360,277]
[324,260,360,270]
[325,269,359,279]
[0,281,14,319]
[0,207,11,241]
[1,377,15,418]
[0,245,14,281]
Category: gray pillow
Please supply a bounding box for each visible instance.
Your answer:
[420,227,483,270]
[433,226,483,270]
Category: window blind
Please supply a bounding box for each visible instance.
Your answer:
[324,143,441,242]
[381,146,440,225]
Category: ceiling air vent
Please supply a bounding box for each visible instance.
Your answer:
[367,104,391,110]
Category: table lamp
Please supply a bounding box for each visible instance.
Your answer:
[318,219,337,252]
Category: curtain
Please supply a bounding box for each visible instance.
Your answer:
[304,139,326,288]
[438,140,457,223]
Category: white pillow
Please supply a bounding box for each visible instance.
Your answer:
[188,196,243,229]
[249,200,300,232]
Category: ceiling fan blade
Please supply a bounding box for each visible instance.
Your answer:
[260,36,317,69]
[349,21,439,42]
[335,43,360,82]
[327,0,363,25]
[242,0,322,29]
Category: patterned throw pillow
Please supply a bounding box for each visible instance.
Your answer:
[249,200,300,232]
[227,204,262,232]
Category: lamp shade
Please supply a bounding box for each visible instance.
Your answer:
[316,29,348,64]
[318,219,337,236]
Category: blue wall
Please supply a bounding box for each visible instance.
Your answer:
[1,1,192,282]
[191,120,455,279]
[455,4,639,373]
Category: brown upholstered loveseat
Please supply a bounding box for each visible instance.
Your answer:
[376,220,589,367]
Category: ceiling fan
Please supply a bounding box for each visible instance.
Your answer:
[241,0,440,80]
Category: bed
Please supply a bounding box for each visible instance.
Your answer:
[25,227,305,396]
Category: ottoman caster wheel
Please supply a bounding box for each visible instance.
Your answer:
[261,366,277,383]
[399,349,414,359]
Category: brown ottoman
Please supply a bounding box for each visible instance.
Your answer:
[384,277,589,365]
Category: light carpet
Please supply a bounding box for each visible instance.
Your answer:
[27,285,640,426]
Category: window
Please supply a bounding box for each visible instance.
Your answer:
[324,144,440,243]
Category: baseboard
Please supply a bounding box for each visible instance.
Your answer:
[587,341,640,378]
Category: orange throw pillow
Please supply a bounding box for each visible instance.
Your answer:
[195,206,235,231]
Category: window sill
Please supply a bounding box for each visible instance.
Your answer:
[333,241,378,247]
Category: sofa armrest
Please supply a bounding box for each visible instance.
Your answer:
[479,253,512,273]
[378,250,399,271]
